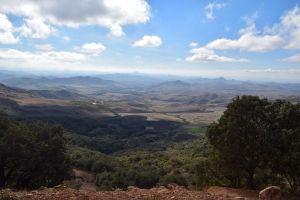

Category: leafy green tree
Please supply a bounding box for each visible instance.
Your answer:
[0,111,70,189]
[0,111,10,187]
[207,96,273,188]
[270,101,300,192]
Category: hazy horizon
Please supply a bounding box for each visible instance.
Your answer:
[1,68,300,84]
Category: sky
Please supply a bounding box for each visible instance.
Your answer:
[0,0,300,82]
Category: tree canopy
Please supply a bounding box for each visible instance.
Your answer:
[206,96,300,191]
[0,111,70,189]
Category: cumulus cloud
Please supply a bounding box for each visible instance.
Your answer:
[108,24,125,37]
[0,32,18,44]
[189,23,283,61]
[186,47,248,62]
[0,12,55,41]
[78,43,106,55]
[133,35,162,48]
[0,0,151,37]
[0,13,18,44]
[204,2,225,20]
[0,13,13,31]
[189,42,198,47]
[18,18,56,39]
[263,5,300,50]
[35,44,54,51]
[280,5,300,49]
[206,27,284,52]
[201,5,300,55]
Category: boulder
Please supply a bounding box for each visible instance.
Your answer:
[259,186,281,200]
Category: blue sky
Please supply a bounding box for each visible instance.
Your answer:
[0,0,300,82]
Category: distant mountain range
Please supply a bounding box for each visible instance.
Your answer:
[1,71,300,103]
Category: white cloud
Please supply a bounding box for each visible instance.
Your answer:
[35,44,54,51]
[0,13,18,44]
[283,54,300,62]
[108,24,124,37]
[133,35,162,48]
[19,18,56,39]
[206,29,284,52]
[203,5,300,53]
[281,5,300,49]
[0,12,55,41]
[45,51,85,62]
[186,47,248,62]
[0,32,18,44]
[263,5,300,50]
[78,42,106,55]
[0,0,151,37]
[204,2,225,20]
[0,48,85,65]
[0,13,13,31]
[189,42,198,47]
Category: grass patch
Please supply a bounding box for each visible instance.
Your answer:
[187,127,207,135]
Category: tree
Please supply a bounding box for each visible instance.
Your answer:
[0,111,11,187]
[207,96,272,188]
[270,101,300,192]
[0,111,70,189]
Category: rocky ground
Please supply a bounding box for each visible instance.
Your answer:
[1,184,299,200]
[3,185,217,200]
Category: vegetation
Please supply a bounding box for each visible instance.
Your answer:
[206,96,300,191]
[0,111,70,189]
[68,137,209,190]
[0,94,300,193]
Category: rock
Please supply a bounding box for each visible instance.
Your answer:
[52,184,67,191]
[259,186,281,200]
[234,197,246,200]
[25,193,34,197]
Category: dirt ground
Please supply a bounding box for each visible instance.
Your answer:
[2,184,300,200]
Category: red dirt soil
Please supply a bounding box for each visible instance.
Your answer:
[2,184,299,200]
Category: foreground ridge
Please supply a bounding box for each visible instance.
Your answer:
[2,184,300,200]
[2,185,233,200]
